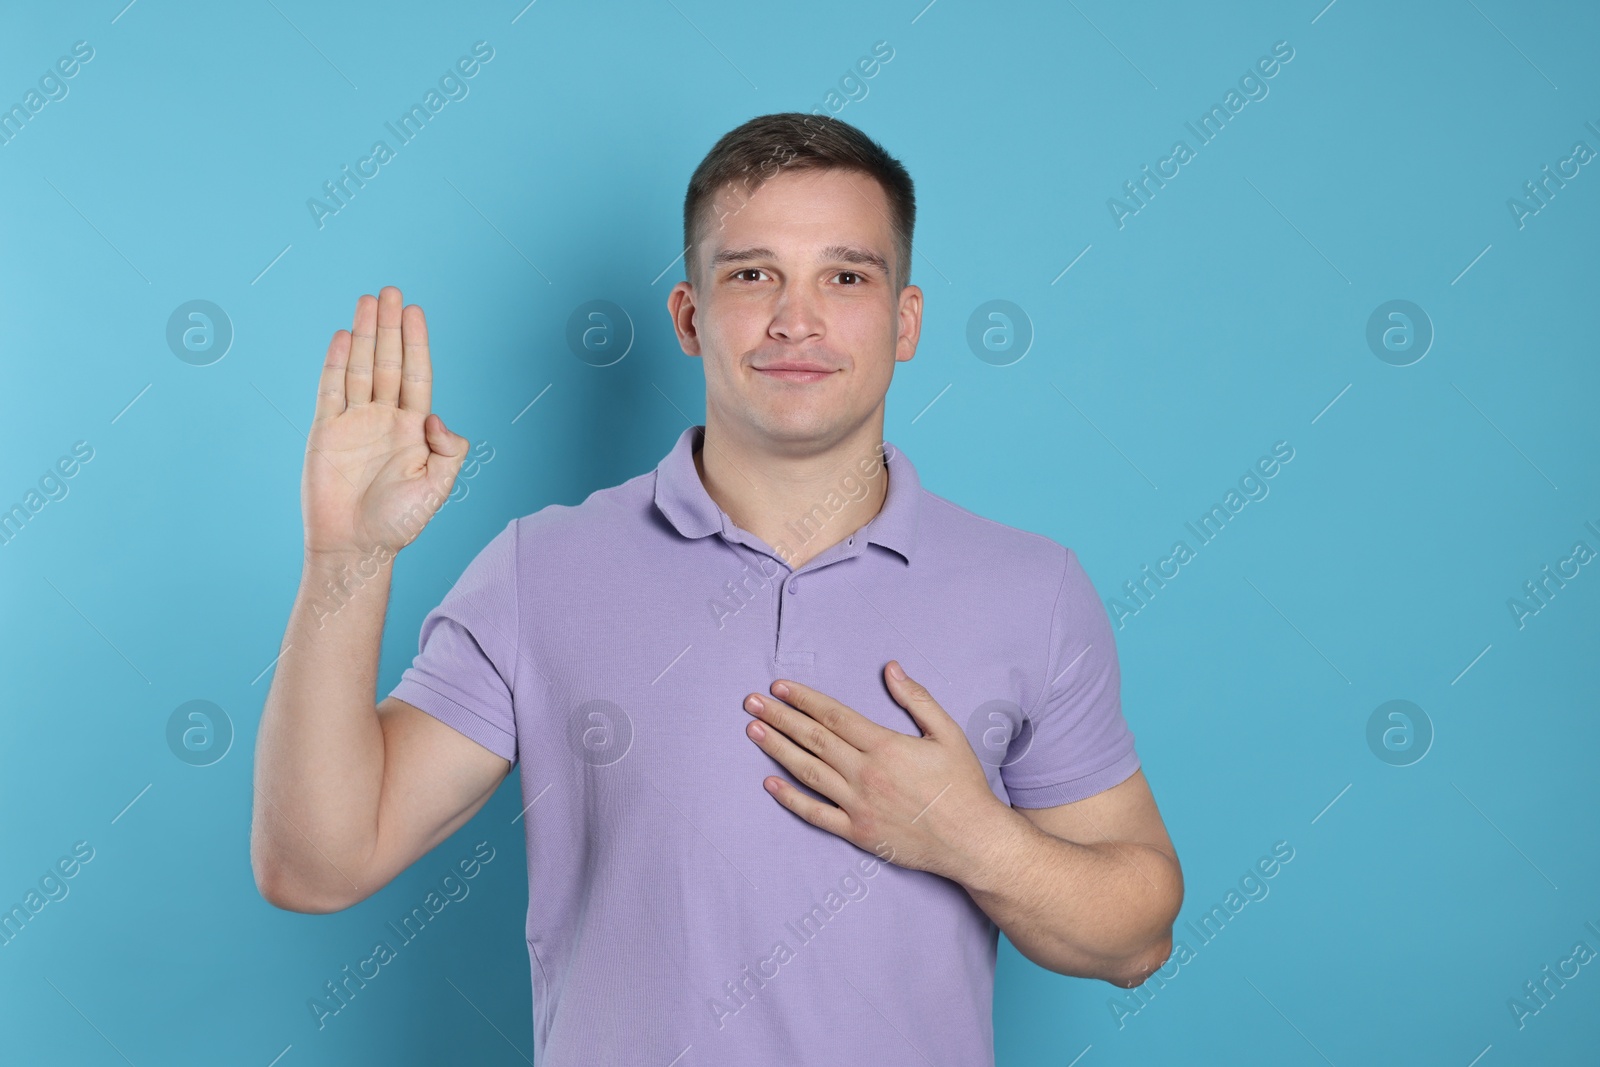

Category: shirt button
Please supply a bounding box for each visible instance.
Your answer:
[788,579,800,594]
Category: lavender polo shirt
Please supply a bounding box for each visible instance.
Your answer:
[388,423,1141,1066]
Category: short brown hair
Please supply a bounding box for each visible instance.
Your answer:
[682,112,916,290]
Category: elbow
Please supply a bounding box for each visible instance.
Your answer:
[1109,853,1184,989]
[252,839,357,914]
[1109,932,1174,989]
[253,857,295,911]
[254,862,355,914]
[252,856,311,912]
[252,829,301,911]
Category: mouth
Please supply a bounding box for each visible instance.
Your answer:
[756,368,834,383]
[755,361,844,385]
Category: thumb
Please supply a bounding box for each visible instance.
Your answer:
[424,413,469,460]
[885,660,951,738]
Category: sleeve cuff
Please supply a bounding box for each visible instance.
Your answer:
[389,676,517,764]
[1004,746,1141,809]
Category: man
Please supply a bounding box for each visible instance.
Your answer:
[252,112,1182,1065]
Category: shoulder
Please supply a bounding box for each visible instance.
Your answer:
[917,487,1073,578]
[508,467,656,542]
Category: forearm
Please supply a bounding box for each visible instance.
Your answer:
[251,548,395,909]
[953,804,1181,986]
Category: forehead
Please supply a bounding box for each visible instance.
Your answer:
[704,167,892,262]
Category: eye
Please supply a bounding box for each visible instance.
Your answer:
[836,271,865,285]
[733,268,768,282]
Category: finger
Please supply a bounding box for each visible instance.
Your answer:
[398,304,433,414]
[746,692,858,769]
[346,293,377,407]
[424,412,468,462]
[767,679,881,750]
[746,717,852,803]
[314,329,351,424]
[371,285,404,406]
[884,661,951,739]
[761,773,853,839]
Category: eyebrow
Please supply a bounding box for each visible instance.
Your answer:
[709,244,890,275]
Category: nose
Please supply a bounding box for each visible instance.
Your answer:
[767,282,824,344]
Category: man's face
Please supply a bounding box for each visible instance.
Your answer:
[669,167,921,452]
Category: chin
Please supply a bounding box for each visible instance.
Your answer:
[751,406,836,442]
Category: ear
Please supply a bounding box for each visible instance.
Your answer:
[668,280,702,357]
[894,285,921,363]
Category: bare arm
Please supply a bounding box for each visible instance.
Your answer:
[251,286,511,914]
[735,665,1179,987]
[957,770,1183,987]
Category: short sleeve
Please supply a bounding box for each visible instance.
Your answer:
[387,518,521,764]
[1001,547,1140,808]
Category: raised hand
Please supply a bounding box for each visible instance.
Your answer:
[301,286,470,559]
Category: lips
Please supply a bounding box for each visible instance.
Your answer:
[753,360,836,384]
[755,366,834,382]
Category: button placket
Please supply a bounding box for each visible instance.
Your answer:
[775,561,817,666]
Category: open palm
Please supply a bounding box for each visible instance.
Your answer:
[301,286,469,558]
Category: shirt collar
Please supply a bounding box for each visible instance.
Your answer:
[652,424,920,565]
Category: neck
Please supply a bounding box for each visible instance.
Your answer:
[692,415,890,570]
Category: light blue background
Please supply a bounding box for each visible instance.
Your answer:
[2,0,1597,1064]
